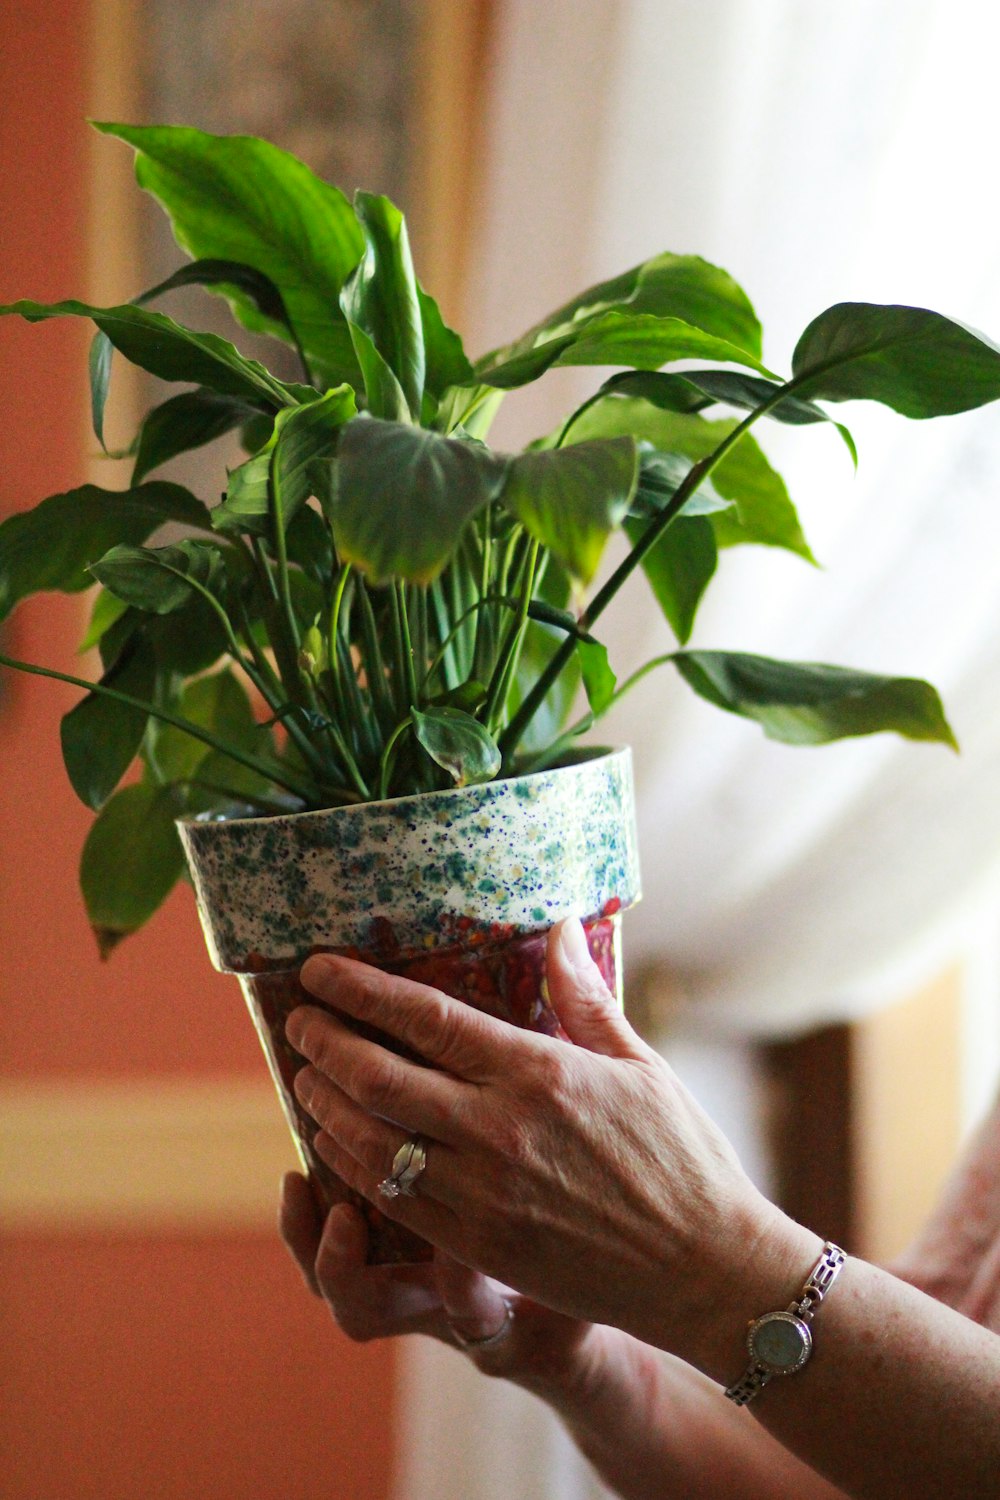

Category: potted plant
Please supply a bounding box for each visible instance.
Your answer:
[2,122,997,1258]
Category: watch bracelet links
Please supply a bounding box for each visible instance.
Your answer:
[724,1240,847,1406]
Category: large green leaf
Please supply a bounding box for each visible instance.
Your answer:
[341,193,424,419]
[89,258,294,447]
[132,388,260,483]
[625,514,717,645]
[411,707,501,787]
[569,399,814,562]
[80,781,186,955]
[418,284,474,399]
[147,667,268,787]
[576,638,617,715]
[477,311,774,390]
[593,368,856,463]
[90,539,226,614]
[0,299,296,408]
[0,482,211,623]
[213,385,356,538]
[791,303,1000,417]
[332,418,508,583]
[95,122,366,388]
[477,253,762,378]
[672,651,957,747]
[500,437,638,584]
[60,636,157,809]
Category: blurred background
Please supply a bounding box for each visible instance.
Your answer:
[3,2,1000,1497]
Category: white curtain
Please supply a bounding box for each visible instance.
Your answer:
[395,2,1000,1496]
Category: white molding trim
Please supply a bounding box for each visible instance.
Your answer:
[0,1080,298,1230]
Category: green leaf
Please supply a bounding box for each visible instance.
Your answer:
[569,400,814,562]
[596,368,857,464]
[625,514,717,645]
[341,193,424,419]
[95,122,366,387]
[89,258,293,449]
[672,651,958,748]
[147,667,267,786]
[418,284,474,398]
[89,325,114,449]
[332,418,508,584]
[411,706,501,787]
[213,385,357,539]
[0,299,296,408]
[79,588,130,652]
[791,303,1000,417]
[477,311,774,390]
[90,538,226,614]
[628,448,730,521]
[477,252,763,382]
[80,781,186,954]
[0,481,212,623]
[133,388,259,484]
[576,638,617,715]
[60,636,157,809]
[500,437,638,584]
[214,445,273,536]
[271,385,357,529]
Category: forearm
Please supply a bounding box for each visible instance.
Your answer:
[677,1213,1000,1500]
[514,1324,846,1500]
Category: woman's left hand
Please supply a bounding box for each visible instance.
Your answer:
[286,918,815,1380]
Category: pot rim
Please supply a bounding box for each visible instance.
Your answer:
[176,742,623,831]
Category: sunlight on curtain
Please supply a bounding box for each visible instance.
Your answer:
[396,3,1000,1497]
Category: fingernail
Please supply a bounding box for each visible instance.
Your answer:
[300,955,334,997]
[293,1066,316,1110]
[285,1008,305,1048]
[558,916,594,973]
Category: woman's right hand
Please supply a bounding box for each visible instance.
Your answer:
[278,1171,602,1398]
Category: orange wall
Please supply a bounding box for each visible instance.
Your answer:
[0,7,395,1498]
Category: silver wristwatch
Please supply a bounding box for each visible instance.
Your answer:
[724,1241,846,1406]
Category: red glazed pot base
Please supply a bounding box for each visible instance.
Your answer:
[241,915,621,1265]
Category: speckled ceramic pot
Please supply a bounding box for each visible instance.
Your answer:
[178,747,641,1264]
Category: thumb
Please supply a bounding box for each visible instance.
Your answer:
[546,918,645,1058]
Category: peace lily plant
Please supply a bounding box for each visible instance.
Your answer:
[3,123,998,955]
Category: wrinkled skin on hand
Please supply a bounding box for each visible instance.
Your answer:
[282,919,798,1380]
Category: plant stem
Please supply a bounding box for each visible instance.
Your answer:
[498,388,789,761]
[0,648,317,803]
[393,582,419,709]
[378,715,413,800]
[250,537,308,704]
[483,537,540,733]
[356,581,396,735]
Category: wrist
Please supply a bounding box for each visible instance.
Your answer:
[508,1321,622,1411]
[653,1191,823,1385]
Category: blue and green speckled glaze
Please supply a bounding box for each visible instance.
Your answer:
[178,747,641,973]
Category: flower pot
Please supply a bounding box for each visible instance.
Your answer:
[178,747,641,1264]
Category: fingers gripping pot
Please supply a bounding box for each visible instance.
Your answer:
[178,748,641,1264]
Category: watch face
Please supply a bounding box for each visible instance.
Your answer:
[748,1312,812,1375]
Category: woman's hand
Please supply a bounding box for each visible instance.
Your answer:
[278,1170,603,1398]
[285,919,816,1383]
